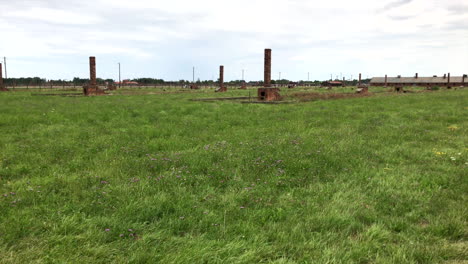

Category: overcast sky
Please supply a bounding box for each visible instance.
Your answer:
[0,0,467,81]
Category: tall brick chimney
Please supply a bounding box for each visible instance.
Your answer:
[463,74,467,86]
[89,56,97,86]
[258,48,281,101]
[447,73,450,84]
[264,49,272,87]
[358,73,362,86]
[415,73,418,79]
[83,56,105,96]
[219,65,224,89]
[443,74,446,79]
[385,74,388,86]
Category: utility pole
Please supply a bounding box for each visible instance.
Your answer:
[192,67,195,83]
[118,62,121,88]
[3,57,8,79]
[242,69,244,81]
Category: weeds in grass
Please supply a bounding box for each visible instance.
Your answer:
[0,88,467,263]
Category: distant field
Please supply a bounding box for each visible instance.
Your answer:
[0,88,466,263]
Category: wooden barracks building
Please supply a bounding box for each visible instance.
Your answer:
[370,73,467,88]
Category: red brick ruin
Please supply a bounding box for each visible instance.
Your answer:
[83,56,106,96]
[447,72,452,89]
[216,65,227,92]
[356,73,368,94]
[258,49,281,101]
[107,82,117,91]
[0,63,8,92]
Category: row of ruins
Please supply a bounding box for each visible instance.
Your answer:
[1,49,466,101]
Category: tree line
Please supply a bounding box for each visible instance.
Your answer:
[1,77,370,86]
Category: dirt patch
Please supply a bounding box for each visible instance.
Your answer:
[191,97,250,101]
[290,92,373,102]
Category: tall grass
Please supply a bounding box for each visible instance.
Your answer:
[0,89,466,263]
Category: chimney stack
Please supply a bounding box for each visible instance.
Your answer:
[415,73,418,79]
[264,49,272,87]
[447,73,450,84]
[219,65,224,89]
[385,74,388,86]
[443,74,446,79]
[358,73,362,85]
[0,63,3,87]
[89,56,97,86]
[462,74,467,86]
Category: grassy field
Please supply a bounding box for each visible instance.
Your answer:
[0,88,467,263]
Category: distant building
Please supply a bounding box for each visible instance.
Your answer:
[116,80,139,86]
[370,74,467,88]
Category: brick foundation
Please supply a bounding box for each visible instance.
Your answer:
[258,88,281,101]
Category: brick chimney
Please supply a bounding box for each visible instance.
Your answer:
[415,73,418,79]
[443,74,446,79]
[89,56,97,86]
[219,65,224,88]
[264,49,272,87]
[447,73,450,84]
[385,74,387,86]
[358,73,362,85]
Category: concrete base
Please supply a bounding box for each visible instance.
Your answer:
[258,87,281,101]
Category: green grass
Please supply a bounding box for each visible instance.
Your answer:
[0,88,467,263]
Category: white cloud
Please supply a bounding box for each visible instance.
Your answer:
[4,7,102,25]
[0,0,466,80]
